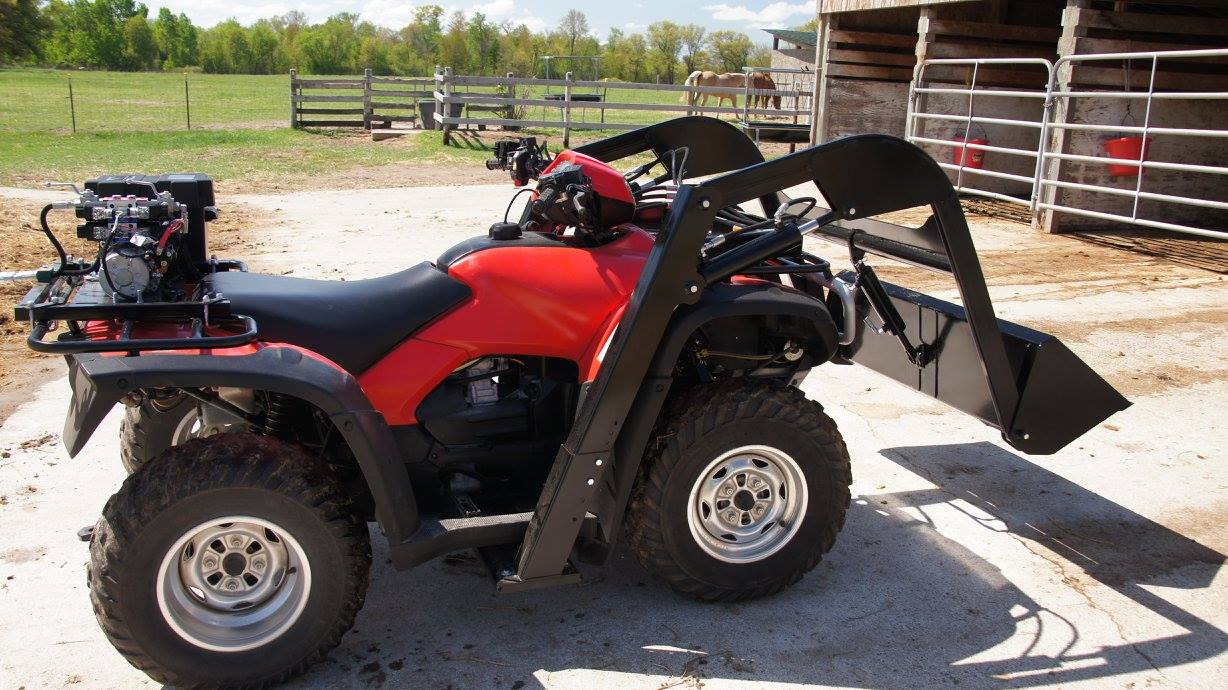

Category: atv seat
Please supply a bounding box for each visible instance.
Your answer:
[205,262,471,373]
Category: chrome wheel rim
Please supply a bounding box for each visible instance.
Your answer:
[156,516,311,652]
[686,445,808,563]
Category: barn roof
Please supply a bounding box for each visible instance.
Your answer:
[764,29,818,48]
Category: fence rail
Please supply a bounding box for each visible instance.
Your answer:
[290,69,433,130]
[906,49,1228,239]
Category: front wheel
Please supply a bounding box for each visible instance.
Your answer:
[626,381,852,602]
[89,433,370,688]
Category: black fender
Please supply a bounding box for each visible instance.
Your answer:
[64,347,419,543]
[647,281,839,378]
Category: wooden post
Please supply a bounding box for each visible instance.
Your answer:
[563,71,574,148]
[506,72,515,120]
[441,66,454,145]
[289,69,298,129]
[1039,0,1091,232]
[810,13,837,145]
[363,68,373,130]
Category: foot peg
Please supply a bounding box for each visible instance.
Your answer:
[77,525,94,542]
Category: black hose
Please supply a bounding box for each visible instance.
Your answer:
[39,204,97,277]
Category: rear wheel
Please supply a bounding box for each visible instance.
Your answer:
[120,393,233,474]
[626,380,851,602]
[89,433,370,688]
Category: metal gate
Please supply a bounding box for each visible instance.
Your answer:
[906,48,1228,239]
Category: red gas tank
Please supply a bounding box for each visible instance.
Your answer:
[357,227,654,425]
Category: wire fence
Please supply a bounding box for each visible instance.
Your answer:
[0,69,289,133]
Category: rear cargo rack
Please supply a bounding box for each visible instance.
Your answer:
[16,259,258,355]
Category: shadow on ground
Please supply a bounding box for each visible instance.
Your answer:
[290,442,1225,689]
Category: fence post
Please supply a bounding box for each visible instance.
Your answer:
[67,77,76,134]
[363,68,372,130]
[441,66,454,145]
[289,69,298,129]
[505,72,515,121]
[563,71,573,148]
[184,72,191,130]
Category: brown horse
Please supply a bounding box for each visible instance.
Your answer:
[749,71,781,110]
[681,71,746,108]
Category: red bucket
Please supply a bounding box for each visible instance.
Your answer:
[1102,136,1151,177]
[952,137,987,169]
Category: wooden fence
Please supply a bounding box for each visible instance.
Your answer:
[289,68,814,146]
[289,69,434,129]
[431,67,813,146]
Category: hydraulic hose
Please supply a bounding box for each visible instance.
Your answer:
[38,203,97,278]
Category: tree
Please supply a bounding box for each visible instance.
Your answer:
[467,12,499,73]
[557,9,589,56]
[709,30,751,73]
[0,0,47,63]
[438,11,470,73]
[153,8,197,68]
[678,24,706,75]
[42,0,146,69]
[647,20,682,83]
[120,11,157,69]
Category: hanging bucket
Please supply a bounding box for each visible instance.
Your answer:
[952,137,988,169]
[1102,136,1151,177]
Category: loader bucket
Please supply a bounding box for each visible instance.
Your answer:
[787,134,1130,455]
[843,281,1129,455]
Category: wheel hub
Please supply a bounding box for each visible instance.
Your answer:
[687,445,809,563]
[157,517,311,652]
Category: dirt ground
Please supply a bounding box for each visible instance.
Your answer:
[0,177,1225,689]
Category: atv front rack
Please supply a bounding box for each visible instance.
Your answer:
[16,259,258,354]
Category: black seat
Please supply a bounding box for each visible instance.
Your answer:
[206,262,471,374]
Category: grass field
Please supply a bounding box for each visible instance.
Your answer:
[0,68,798,189]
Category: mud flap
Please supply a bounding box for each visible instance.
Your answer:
[842,280,1129,455]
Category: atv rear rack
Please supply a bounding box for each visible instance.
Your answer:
[15,259,258,355]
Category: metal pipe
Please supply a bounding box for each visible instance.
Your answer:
[0,270,38,282]
[910,112,1045,129]
[1035,202,1228,240]
[1042,151,1228,175]
[912,136,1039,158]
[1038,178,1228,211]
[815,274,857,346]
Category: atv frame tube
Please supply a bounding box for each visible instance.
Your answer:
[508,129,1128,587]
[63,347,420,544]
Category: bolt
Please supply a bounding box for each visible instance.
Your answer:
[594,458,603,467]
[753,505,766,516]
[202,557,217,569]
[230,536,243,548]
[750,477,762,489]
[586,478,595,486]
[251,558,265,571]
[847,207,857,217]
[721,486,734,497]
[725,510,738,522]
[700,198,711,209]
[225,580,239,591]
[686,282,698,294]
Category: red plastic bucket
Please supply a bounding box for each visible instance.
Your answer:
[1102,136,1151,177]
[952,137,987,169]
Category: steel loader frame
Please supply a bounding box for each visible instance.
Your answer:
[502,121,1128,590]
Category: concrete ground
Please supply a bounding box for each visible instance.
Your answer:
[0,183,1225,689]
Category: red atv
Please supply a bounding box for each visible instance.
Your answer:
[16,117,1126,687]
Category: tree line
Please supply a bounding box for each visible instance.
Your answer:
[0,2,777,83]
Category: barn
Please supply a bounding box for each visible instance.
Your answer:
[802,0,1227,238]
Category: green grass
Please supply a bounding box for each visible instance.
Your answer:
[0,128,495,188]
[1,68,288,133]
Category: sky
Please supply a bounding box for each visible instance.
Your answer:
[139,0,816,39]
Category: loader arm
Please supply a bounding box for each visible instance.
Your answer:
[508,130,1129,588]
